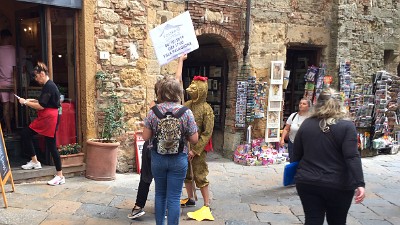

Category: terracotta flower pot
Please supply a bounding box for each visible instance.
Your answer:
[85,139,120,181]
[60,153,84,167]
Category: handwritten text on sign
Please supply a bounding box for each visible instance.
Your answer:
[0,135,9,180]
[150,11,199,66]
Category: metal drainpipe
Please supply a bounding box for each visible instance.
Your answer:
[185,0,189,11]
[243,0,251,62]
[243,0,251,144]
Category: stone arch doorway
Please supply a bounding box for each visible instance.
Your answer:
[183,33,238,154]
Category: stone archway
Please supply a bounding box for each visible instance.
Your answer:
[191,24,241,156]
[195,24,241,63]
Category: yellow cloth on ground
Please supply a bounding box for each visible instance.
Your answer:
[187,206,215,221]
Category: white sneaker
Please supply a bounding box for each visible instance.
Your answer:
[21,160,42,170]
[47,175,65,186]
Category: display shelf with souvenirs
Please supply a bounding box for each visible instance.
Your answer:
[235,80,248,128]
[350,83,374,128]
[303,65,318,102]
[246,76,256,123]
[338,61,372,153]
[254,82,267,119]
[370,71,400,155]
[339,61,352,103]
[345,69,400,156]
[314,64,327,104]
[340,61,370,154]
[233,138,287,166]
[235,64,251,128]
[266,61,284,143]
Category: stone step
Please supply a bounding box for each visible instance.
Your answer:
[9,164,86,184]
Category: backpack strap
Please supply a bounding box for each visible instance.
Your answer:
[151,105,165,119]
[173,106,189,118]
[151,106,164,139]
[292,112,298,121]
[151,105,188,119]
[174,106,189,153]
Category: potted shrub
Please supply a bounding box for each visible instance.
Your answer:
[85,71,125,181]
[59,143,84,167]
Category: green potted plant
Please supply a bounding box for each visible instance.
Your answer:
[59,143,84,167]
[85,71,125,181]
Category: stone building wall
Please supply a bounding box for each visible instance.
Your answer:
[90,0,400,171]
[146,0,246,157]
[93,0,246,172]
[337,1,400,83]
[94,0,148,172]
[248,0,336,138]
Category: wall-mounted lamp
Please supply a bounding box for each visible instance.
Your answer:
[23,27,33,34]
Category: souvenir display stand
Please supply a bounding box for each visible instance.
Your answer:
[233,138,286,166]
[235,64,250,128]
[233,62,287,166]
[341,61,374,156]
[232,62,400,165]
[342,64,400,156]
[370,71,400,155]
[234,61,332,166]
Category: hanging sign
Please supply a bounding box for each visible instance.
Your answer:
[134,131,145,174]
[150,11,199,66]
[0,127,15,208]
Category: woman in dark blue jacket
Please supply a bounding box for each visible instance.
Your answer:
[292,89,365,225]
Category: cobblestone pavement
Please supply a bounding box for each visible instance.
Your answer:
[1,152,399,225]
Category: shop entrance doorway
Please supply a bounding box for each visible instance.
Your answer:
[284,48,320,121]
[183,34,228,152]
[1,0,79,169]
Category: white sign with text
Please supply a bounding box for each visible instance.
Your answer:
[150,11,199,66]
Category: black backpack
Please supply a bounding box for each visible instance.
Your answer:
[151,106,189,155]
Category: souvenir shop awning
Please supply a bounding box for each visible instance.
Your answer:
[17,0,82,9]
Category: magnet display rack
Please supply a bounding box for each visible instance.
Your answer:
[235,64,250,128]
[342,64,400,154]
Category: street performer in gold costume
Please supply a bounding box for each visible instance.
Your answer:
[180,75,215,221]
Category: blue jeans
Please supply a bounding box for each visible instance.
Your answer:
[288,140,294,160]
[151,151,188,225]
